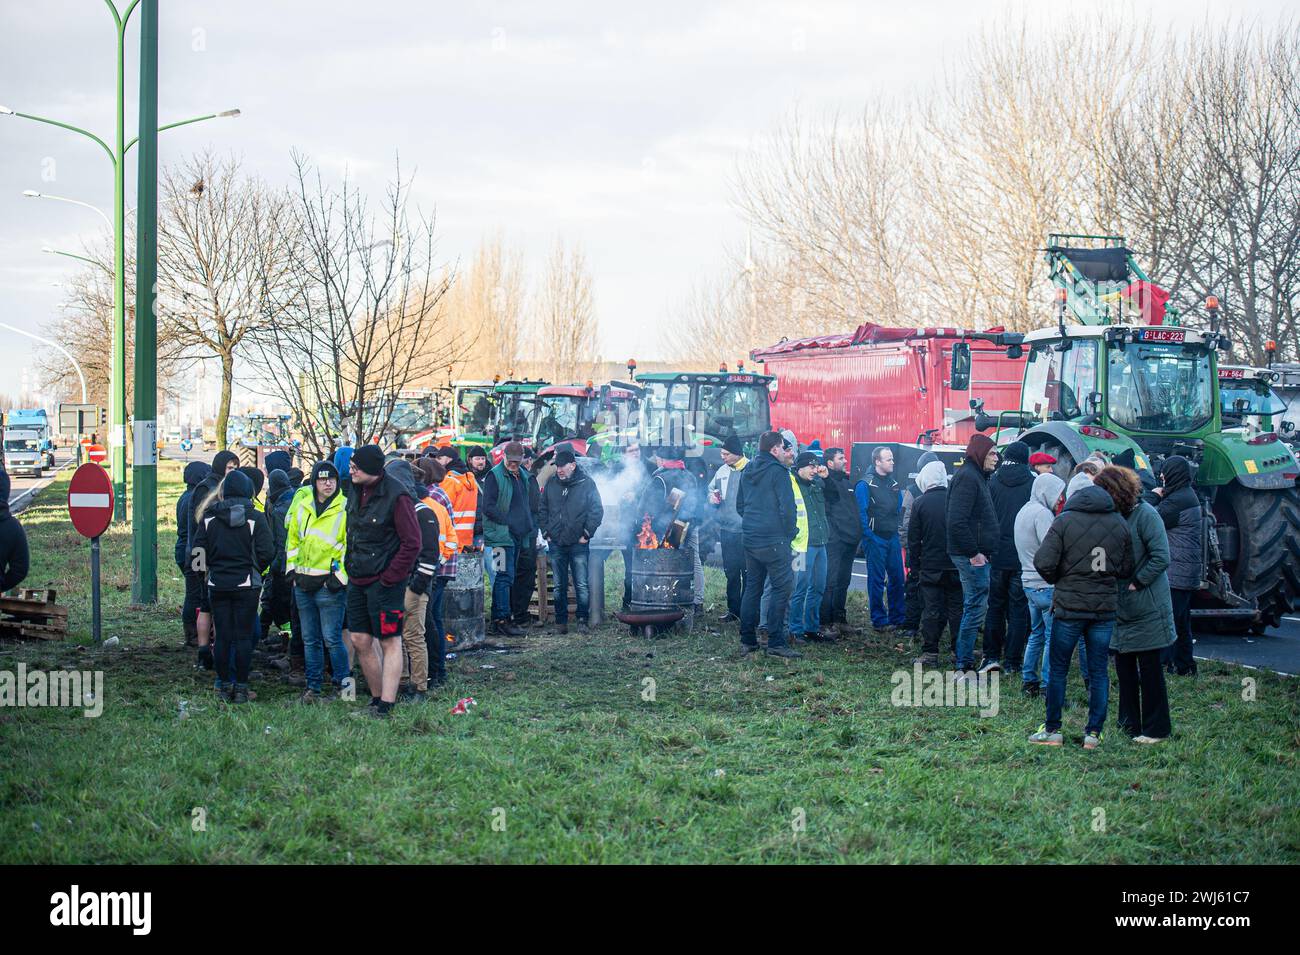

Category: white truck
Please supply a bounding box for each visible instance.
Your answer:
[4,428,46,477]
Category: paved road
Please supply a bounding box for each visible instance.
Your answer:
[6,450,75,515]
[847,557,1300,676]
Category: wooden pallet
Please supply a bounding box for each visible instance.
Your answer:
[0,588,69,640]
[529,554,578,624]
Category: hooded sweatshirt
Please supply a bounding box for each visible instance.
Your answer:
[265,469,295,573]
[175,461,212,570]
[1015,473,1065,590]
[189,450,239,558]
[946,434,999,559]
[192,468,275,590]
[0,471,30,591]
[906,461,956,575]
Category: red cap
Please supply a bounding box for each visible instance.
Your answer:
[1029,452,1057,467]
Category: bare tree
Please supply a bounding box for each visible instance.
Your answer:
[433,232,525,381]
[534,237,598,382]
[247,152,461,461]
[154,151,291,448]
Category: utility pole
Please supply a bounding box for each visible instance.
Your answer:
[132,0,158,603]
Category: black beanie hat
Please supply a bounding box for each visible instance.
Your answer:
[352,444,386,477]
[1002,440,1030,464]
[553,447,576,467]
[722,435,744,456]
[311,460,340,484]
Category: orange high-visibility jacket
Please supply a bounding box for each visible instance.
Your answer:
[440,470,479,548]
[421,495,458,562]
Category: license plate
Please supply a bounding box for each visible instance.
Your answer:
[1139,327,1186,343]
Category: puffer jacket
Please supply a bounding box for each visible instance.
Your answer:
[1155,456,1203,590]
[1015,473,1065,590]
[900,451,940,546]
[946,437,999,559]
[907,480,957,576]
[1033,484,1135,620]
[736,450,798,547]
[1114,501,1176,653]
[988,461,1035,570]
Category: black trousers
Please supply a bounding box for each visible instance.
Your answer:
[259,570,293,632]
[182,571,203,630]
[821,537,858,625]
[211,589,260,685]
[920,571,964,657]
[740,542,794,648]
[1115,648,1172,738]
[511,537,538,620]
[1165,588,1197,674]
[984,567,1028,666]
[902,567,924,632]
[720,530,746,619]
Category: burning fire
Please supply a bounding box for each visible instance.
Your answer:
[637,514,673,549]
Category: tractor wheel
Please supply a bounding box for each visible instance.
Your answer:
[1214,483,1300,631]
[238,446,258,469]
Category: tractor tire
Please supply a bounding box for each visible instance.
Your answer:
[238,446,258,469]
[1215,483,1300,631]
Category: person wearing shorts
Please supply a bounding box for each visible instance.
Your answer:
[344,445,422,718]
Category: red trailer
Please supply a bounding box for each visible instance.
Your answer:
[752,323,1026,477]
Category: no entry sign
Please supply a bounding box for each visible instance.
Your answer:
[68,463,114,538]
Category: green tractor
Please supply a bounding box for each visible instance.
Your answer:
[991,234,1300,633]
[630,361,775,485]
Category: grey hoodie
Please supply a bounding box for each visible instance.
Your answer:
[1015,472,1065,590]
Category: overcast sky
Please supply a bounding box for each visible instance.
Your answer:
[0,0,1286,414]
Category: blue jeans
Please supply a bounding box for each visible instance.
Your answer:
[490,542,519,621]
[950,556,990,670]
[1045,617,1114,735]
[1022,585,1054,685]
[787,545,827,636]
[425,576,449,680]
[865,531,906,627]
[551,542,591,625]
[295,586,349,692]
[760,576,772,632]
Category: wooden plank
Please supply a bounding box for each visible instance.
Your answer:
[0,598,69,618]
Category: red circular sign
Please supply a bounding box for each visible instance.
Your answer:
[67,463,114,538]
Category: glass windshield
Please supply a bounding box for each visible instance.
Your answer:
[499,395,543,441]
[695,383,770,440]
[1021,340,1099,421]
[1220,380,1288,418]
[390,398,432,433]
[642,381,692,445]
[457,388,495,434]
[536,396,581,446]
[5,439,37,452]
[1107,342,1213,433]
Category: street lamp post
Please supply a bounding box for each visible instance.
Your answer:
[1,1,238,527]
[0,322,88,403]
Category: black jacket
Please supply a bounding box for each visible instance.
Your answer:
[540,466,605,546]
[946,459,998,559]
[823,469,861,545]
[907,486,957,577]
[193,495,275,591]
[175,461,211,570]
[0,471,29,591]
[1153,456,1203,590]
[736,451,798,547]
[988,462,1035,570]
[265,469,295,574]
[858,470,902,537]
[1033,485,1135,620]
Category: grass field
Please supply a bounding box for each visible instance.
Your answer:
[1,461,1297,863]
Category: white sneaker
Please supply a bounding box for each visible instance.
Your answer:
[977,659,1002,674]
[1132,735,1165,744]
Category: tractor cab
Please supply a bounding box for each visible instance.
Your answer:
[1219,366,1290,439]
[531,382,640,461]
[632,363,774,481]
[490,379,550,447]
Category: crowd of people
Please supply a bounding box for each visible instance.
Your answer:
[708,429,1200,748]
[175,426,1201,741]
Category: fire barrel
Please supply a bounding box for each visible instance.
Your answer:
[626,546,695,631]
[445,552,486,650]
